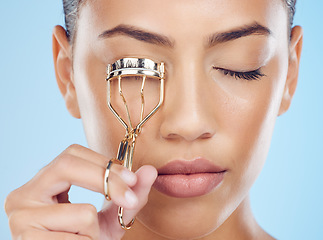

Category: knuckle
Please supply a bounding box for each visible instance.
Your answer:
[4,192,15,215]
[52,153,77,175]
[8,209,26,233]
[19,230,35,240]
[65,144,82,154]
[80,204,98,226]
[4,189,21,215]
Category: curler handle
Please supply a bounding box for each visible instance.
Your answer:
[117,136,137,229]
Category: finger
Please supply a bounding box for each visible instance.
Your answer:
[9,204,99,239]
[14,229,91,240]
[38,148,137,198]
[29,155,106,201]
[108,171,138,208]
[109,163,137,187]
[98,165,157,238]
[60,145,140,203]
[61,144,109,167]
[5,154,104,212]
[132,165,158,205]
[116,165,157,225]
[6,150,137,213]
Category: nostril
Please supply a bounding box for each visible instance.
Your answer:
[200,132,213,139]
[166,133,179,140]
[159,104,217,142]
[161,124,215,142]
[159,73,217,142]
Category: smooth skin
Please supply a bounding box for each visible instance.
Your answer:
[5,0,303,239]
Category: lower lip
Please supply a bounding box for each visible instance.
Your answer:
[153,172,225,198]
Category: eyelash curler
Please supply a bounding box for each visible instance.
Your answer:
[105,57,165,229]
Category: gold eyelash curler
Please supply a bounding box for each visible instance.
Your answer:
[105,58,165,230]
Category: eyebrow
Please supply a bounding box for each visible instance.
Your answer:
[98,24,174,48]
[207,22,271,47]
[98,22,271,49]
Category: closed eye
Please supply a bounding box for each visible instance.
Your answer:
[213,66,265,81]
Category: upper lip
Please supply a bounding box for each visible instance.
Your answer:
[157,158,227,175]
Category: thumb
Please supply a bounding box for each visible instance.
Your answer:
[98,165,157,239]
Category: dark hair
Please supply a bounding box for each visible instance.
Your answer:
[63,0,83,43]
[63,0,297,43]
[286,0,297,33]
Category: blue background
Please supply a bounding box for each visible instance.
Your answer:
[0,1,322,239]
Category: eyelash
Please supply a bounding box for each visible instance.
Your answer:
[213,66,265,81]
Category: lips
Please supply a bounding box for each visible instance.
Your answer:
[153,158,226,198]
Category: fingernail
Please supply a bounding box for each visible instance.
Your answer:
[121,170,136,184]
[125,190,138,206]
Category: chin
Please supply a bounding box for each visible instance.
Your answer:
[137,216,221,240]
[135,191,230,240]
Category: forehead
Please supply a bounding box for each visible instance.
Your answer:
[78,0,288,43]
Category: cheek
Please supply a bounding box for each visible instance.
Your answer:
[109,75,162,128]
[72,51,163,158]
[72,51,124,157]
[219,54,288,187]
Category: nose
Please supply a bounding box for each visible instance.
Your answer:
[159,61,217,142]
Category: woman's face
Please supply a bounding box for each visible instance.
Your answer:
[67,0,294,238]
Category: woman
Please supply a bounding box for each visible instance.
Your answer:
[5,0,303,239]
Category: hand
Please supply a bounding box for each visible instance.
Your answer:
[4,144,157,240]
